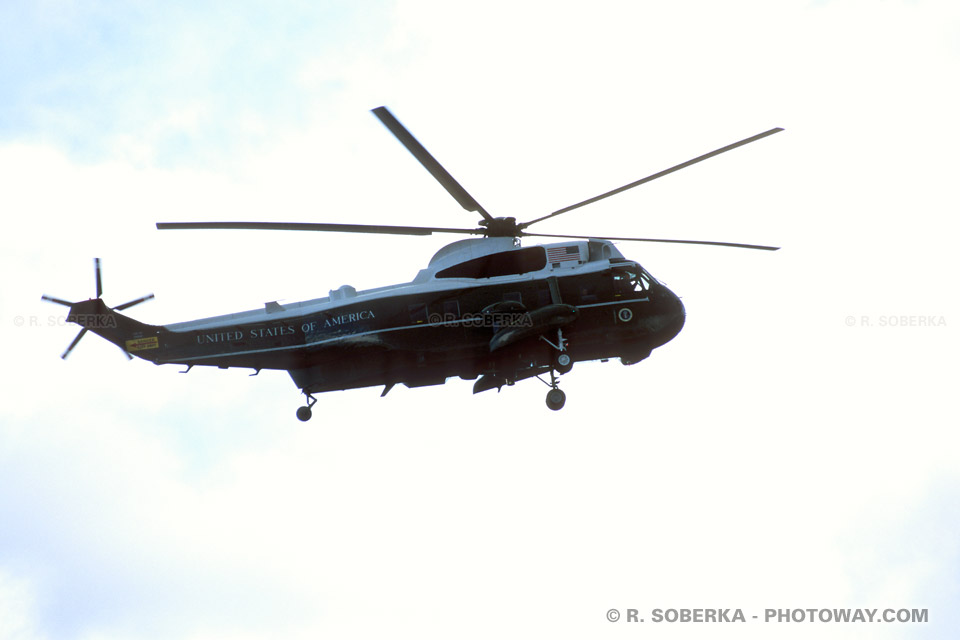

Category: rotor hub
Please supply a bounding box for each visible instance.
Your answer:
[480,216,521,238]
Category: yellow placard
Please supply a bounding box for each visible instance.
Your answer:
[125,336,159,352]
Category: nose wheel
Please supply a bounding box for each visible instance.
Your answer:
[542,368,567,411]
[546,387,566,411]
[296,392,317,422]
[538,328,571,411]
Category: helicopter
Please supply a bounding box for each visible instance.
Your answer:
[42,107,782,419]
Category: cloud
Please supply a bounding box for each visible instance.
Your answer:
[0,571,46,640]
[0,1,394,166]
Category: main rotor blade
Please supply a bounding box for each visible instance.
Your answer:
[157,221,483,236]
[522,231,779,251]
[372,107,493,222]
[94,257,103,298]
[521,127,784,228]
[41,294,73,307]
[61,328,87,359]
[115,293,155,311]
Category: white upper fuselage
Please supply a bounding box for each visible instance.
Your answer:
[164,238,627,332]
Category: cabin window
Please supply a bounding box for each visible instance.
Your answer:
[612,266,652,294]
[436,247,546,279]
[579,284,599,304]
[409,303,428,324]
[442,299,460,320]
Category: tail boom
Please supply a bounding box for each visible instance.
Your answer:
[67,299,164,360]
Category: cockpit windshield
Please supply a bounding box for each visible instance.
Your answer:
[612,264,655,294]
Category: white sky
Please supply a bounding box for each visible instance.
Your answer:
[1,1,958,638]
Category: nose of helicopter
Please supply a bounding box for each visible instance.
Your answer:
[654,284,686,347]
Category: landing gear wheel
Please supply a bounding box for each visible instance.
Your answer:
[296,392,317,422]
[546,388,566,411]
[297,389,317,422]
[554,352,573,374]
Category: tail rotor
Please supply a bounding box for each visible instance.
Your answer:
[115,293,155,311]
[60,328,89,360]
[94,256,103,298]
[41,258,154,359]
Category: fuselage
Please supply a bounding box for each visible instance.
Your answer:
[75,238,685,396]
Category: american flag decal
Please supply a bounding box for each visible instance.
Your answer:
[546,245,581,263]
